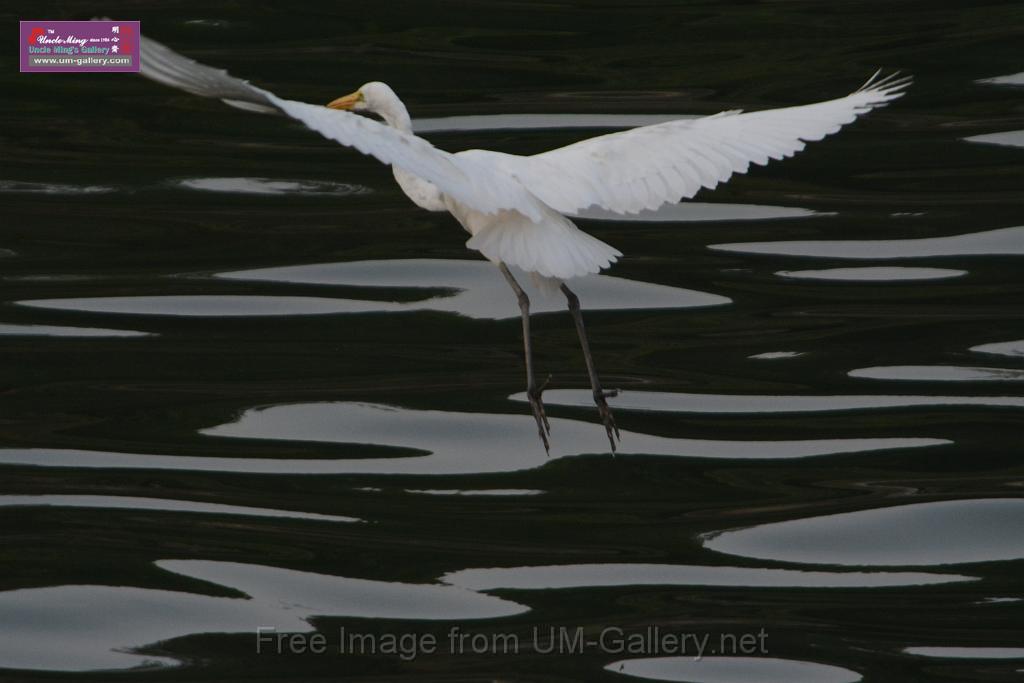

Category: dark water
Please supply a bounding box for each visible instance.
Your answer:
[2,1,1023,681]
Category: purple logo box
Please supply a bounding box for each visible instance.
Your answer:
[20,20,140,73]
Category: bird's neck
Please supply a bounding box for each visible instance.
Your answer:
[379,99,412,134]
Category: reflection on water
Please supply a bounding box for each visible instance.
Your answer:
[970,339,1024,358]
[903,647,1024,659]
[0,494,360,523]
[978,72,1024,86]
[219,259,730,319]
[775,267,966,282]
[405,488,544,496]
[18,260,729,321]
[18,295,410,317]
[849,365,1024,382]
[748,351,806,360]
[0,432,946,476]
[0,323,151,337]
[0,585,254,671]
[160,559,527,620]
[176,177,373,196]
[0,560,525,671]
[515,389,1024,413]
[702,499,1024,566]
[710,226,1024,258]
[441,563,973,590]
[0,180,116,195]
[199,402,947,473]
[606,656,861,683]
[963,131,1024,149]
[574,202,823,222]
[5,274,96,282]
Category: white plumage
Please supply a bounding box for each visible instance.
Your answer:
[483,74,909,219]
[135,31,910,452]
[138,34,909,281]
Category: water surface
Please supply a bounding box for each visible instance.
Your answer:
[1,2,1020,681]
[703,499,1024,566]
[607,657,862,683]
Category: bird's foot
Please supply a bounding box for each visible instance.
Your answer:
[528,377,552,455]
[593,388,620,453]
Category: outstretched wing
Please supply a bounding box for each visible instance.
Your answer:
[137,34,545,221]
[139,32,279,113]
[481,72,912,216]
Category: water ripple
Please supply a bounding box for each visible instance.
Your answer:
[702,499,1024,566]
[442,563,973,591]
[161,559,526,620]
[0,323,151,338]
[0,559,524,671]
[16,261,728,321]
[977,72,1024,87]
[199,402,947,473]
[903,647,1024,659]
[709,226,1024,259]
[575,202,824,223]
[849,365,1024,382]
[748,351,806,360]
[0,494,360,523]
[0,403,946,476]
[970,339,1024,358]
[176,177,372,196]
[17,295,407,318]
[219,258,730,319]
[964,131,1024,149]
[0,180,117,195]
[606,656,861,683]
[513,389,1024,413]
[405,489,544,497]
[776,267,966,282]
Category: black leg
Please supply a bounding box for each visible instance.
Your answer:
[499,263,550,453]
[561,282,619,453]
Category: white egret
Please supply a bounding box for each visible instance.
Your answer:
[136,33,911,453]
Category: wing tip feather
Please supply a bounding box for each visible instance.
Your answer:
[857,69,914,101]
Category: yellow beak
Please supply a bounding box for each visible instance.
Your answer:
[326,91,362,110]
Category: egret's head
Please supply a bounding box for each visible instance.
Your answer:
[326,81,411,133]
[326,82,396,114]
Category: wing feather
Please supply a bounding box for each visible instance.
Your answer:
[482,72,910,216]
[134,31,911,276]
[136,33,544,221]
